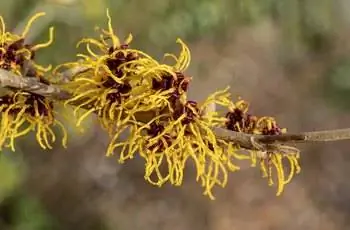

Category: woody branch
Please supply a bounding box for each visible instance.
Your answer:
[0,66,350,151]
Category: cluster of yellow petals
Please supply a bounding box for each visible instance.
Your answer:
[0,92,67,151]
[0,13,53,76]
[224,100,301,196]
[0,13,67,151]
[56,9,302,199]
[0,10,301,199]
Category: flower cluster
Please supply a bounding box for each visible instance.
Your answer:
[56,9,301,199]
[0,13,67,151]
[0,13,53,76]
[225,100,301,195]
[0,10,301,199]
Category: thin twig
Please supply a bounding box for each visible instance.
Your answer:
[304,128,350,142]
[214,127,350,148]
[55,65,90,83]
[0,68,349,151]
[0,68,71,100]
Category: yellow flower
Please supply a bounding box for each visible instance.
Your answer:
[256,149,301,196]
[0,12,67,151]
[0,12,54,76]
[59,9,170,126]
[59,9,194,156]
[54,8,300,199]
[0,91,67,151]
[107,87,240,200]
[225,98,301,196]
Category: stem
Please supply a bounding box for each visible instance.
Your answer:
[0,67,349,151]
[0,68,71,100]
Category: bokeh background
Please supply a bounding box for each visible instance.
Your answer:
[1,0,350,229]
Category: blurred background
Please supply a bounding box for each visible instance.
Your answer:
[1,0,350,229]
